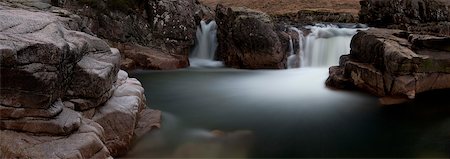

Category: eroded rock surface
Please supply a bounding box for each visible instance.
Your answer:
[326,28,450,103]
[0,4,160,158]
[216,4,287,69]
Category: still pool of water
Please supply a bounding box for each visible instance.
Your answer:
[125,68,450,158]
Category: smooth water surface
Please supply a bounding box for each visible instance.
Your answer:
[126,68,450,158]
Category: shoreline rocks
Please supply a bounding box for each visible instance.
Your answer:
[0,4,160,158]
[326,28,450,104]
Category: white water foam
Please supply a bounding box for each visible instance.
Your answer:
[190,20,223,68]
[289,24,364,68]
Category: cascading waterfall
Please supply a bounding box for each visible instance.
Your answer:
[290,24,362,68]
[190,20,223,68]
[287,27,305,68]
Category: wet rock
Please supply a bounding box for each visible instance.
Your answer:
[327,28,450,103]
[216,4,286,69]
[134,109,162,139]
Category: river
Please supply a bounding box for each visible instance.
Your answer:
[125,68,450,158]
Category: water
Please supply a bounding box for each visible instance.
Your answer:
[190,20,223,68]
[287,27,304,68]
[126,68,450,158]
[288,24,363,68]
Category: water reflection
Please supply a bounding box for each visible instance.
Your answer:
[126,68,450,158]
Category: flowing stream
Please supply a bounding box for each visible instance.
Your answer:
[125,23,450,158]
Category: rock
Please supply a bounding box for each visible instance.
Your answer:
[0,9,78,109]
[359,0,450,36]
[92,72,148,156]
[273,10,358,25]
[326,28,450,102]
[0,107,81,135]
[0,99,63,119]
[115,43,189,70]
[0,119,110,159]
[60,0,211,70]
[0,4,161,158]
[134,109,162,139]
[147,0,198,55]
[216,4,287,69]
[66,47,121,110]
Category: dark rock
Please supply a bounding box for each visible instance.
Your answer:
[327,28,450,102]
[216,4,287,69]
[60,0,211,69]
[359,0,450,36]
[147,0,198,55]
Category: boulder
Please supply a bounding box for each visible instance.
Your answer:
[0,4,161,158]
[359,0,450,36]
[216,4,287,69]
[115,43,189,70]
[327,28,450,103]
[0,9,81,109]
[92,70,148,156]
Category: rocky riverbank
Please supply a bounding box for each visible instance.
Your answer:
[326,28,450,104]
[326,0,450,104]
[0,1,160,158]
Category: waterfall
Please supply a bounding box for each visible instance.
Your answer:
[290,24,362,68]
[190,20,223,68]
[288,27,305,68]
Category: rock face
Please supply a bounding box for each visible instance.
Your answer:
[58,0,213,70]
[359,0,450,36]
[0,4,161,158]
[216,4,287,69]
[326,28,450,103]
